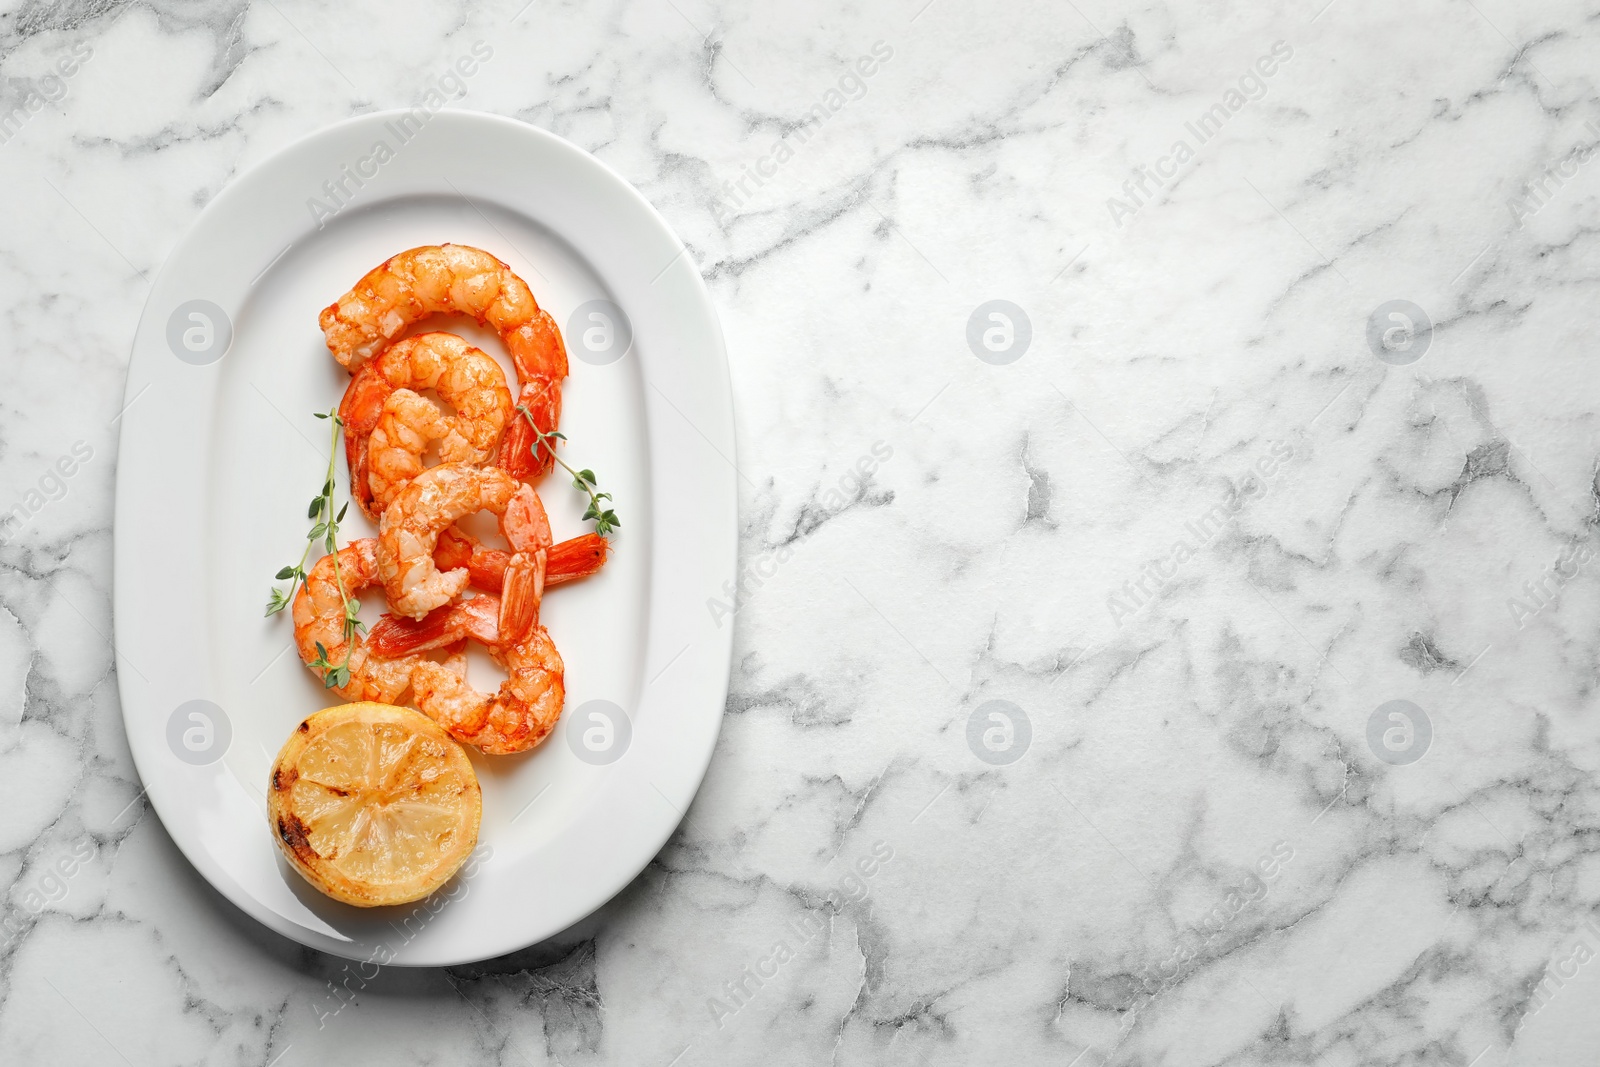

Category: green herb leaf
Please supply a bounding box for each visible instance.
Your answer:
[514,405,620,540]
[271,406,364,686]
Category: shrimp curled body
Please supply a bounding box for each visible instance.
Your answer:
[403,596,567,755]
[339,332,513,521]
[292,540,422,703]
[320,244,568,386]
[376,490,564,754]
[377,463,547,621]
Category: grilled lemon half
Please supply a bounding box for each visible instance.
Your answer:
[268,702,482,907]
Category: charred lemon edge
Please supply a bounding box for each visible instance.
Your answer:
[267,701,482,908]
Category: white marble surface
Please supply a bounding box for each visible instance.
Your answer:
[4,0,1600,1062]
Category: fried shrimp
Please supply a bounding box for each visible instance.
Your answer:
[376,463,548,620]
[414,614,565,755]
[366,530,604,662]
[319,244,569,387]
[292,539,422,702]
[338,332,513,521]
[376,492,565,754]
[432,526,608,593]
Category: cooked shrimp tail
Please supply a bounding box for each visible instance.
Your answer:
[367,595,500,659]
[501,483,551,555]
[497,487,551,639]
[497,379,562,482]
[499,554,543,643]
[432,527,607,592]
[545,533,609,587]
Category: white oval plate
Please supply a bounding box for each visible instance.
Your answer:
[113,110,735,965]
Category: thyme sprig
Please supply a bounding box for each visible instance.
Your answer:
[265,408,364,689]
[517,404,620,536]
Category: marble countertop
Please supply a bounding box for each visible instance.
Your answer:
[4,0,1600,1063]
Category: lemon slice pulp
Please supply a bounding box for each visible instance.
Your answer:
[268,702,482,907]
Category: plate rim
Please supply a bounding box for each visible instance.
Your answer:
[112,108,735,965]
